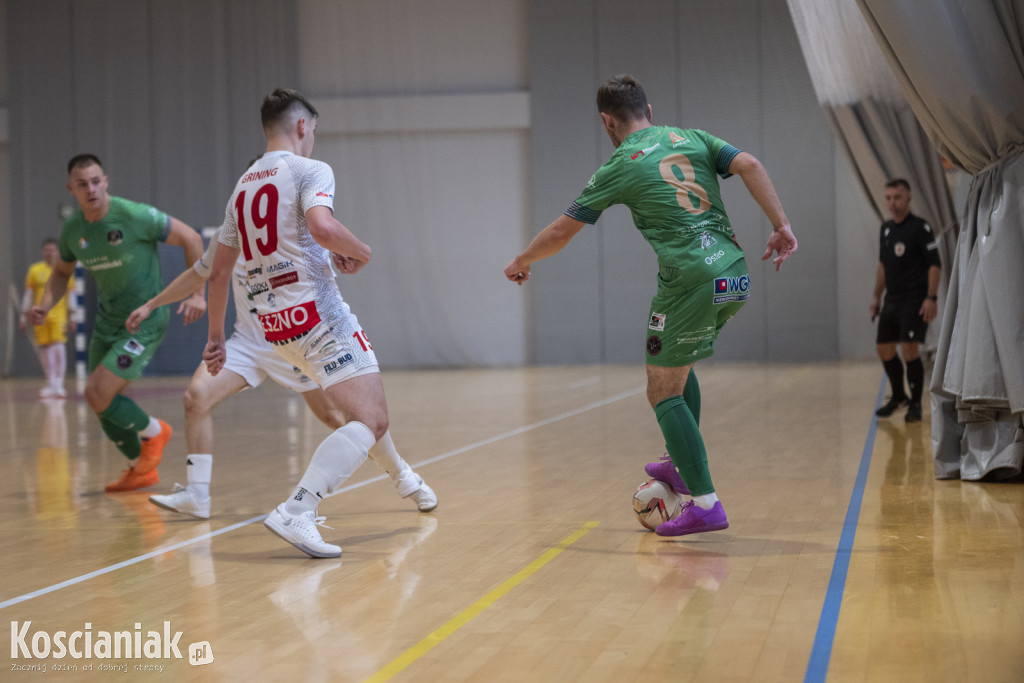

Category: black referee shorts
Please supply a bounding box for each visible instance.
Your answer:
[876,300,928,344]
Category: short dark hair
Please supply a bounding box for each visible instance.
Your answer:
[42,237,59,247]
[885,178,911,192]
[261,88,319,131]
[596,75,649,121]
[67,154,103,175]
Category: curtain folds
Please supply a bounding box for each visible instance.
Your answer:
[856,0,1024,479]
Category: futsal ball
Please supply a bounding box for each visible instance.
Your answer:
[632,479,683,530]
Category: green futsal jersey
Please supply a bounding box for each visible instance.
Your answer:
[59,196,171,323]
[566,126,745,289]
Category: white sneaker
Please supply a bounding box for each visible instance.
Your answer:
[150,484,211,520]
[264,504,341,559]
[408,483,438,512]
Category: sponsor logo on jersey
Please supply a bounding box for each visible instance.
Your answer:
[249,281,269,296]
[79,237,89,250]
[713,275,751,304]
[267,293,277,308]
[247,266,263,277]
[116,354,133,369]
[259,301,321,343]
[315,191,333,199]
[267,260,294,273]
[586,174,597,189]
[677,326,716,344]
[631,142,662,160]
[240,167,279,184]
[85,258,123,271]
[323,353,354,376]
[670,132,688,147]
[704,249,726,265]
[646,335,663,356]
[649,313,666,331]
[107,229,123,246]
[270,271,299,289]
[123,339,145,356]
[699,231,718,250]
[894,241,905,257]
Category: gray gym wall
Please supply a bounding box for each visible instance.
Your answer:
[1,0,882,376]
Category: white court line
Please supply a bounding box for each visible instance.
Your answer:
[0,385,644,611]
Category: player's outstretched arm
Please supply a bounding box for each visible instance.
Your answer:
[306,206,372,273]
[126,267,207,334]
[729,152,797,270]
[203,242,240,376]
[30,260,75,326]
[165,217,207,324]
[505,215,586,285]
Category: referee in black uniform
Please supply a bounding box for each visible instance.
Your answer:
[869,178,941,422]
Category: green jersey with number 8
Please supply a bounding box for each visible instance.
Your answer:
[566,126,745,289]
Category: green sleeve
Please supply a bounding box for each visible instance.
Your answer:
[565,156,624,224]
[693,129,741,178]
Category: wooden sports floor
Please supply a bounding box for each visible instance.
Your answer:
[1,362,1022,682]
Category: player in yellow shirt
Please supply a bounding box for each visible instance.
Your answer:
[20,238,76,398]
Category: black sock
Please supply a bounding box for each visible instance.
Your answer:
[882,357,907,400]
[906,358,924,403]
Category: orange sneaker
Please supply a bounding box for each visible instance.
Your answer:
[136,419,172,475]
[105,467,159,492]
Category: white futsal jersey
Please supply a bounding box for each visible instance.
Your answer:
[218,151,377,385]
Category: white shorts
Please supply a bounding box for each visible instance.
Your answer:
[271,311,379,389]
[224,331,318,393]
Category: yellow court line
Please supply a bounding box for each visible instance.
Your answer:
[362,521,600,683]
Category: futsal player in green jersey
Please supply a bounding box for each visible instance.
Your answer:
[504,75,797,537]
[31,154,205,492]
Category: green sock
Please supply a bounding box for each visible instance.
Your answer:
[655,395,714,496]
[99,395,149,459]
[683,370,701,426]
[99,417,141,459]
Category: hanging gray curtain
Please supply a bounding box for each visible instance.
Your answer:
[856,0,1024,480]
[786,0,958,356]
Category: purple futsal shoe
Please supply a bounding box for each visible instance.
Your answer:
[644,453,690,496]
[655,500,729,537]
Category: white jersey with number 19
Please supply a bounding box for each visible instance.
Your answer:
[218,150,347,346]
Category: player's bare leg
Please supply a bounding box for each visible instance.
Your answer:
[265,373,388,558]
[645,363,729,537]
[88,365,171,491]
[150,364,248,519]
[302,388,437,511]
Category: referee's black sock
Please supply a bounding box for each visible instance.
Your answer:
[906,358,924,403]
[882,357,908,400]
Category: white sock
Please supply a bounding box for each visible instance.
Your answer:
[186,454,213,498]
[285,421,374,515]
[368,431,419,491]
[51,344,66,389]
[139,417,163,439]
[692,492,719,510]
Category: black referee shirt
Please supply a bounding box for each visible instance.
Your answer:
[879,213,941,304]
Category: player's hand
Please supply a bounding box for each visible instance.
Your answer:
[28,306,48,327]
[66,319,76,336]
[869,298,880,319]
[761,225,797,271]
[126,303,152,334]
[504,259,531,285]
[18,316,27,333]
[919,298,938,323]
[332,252,365,274]
[178,293,207,326]
[203,339,226,376]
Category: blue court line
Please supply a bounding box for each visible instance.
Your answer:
[0,386,644,611]
[804,375,887,682]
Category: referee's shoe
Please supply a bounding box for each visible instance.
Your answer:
[875,396,909,417]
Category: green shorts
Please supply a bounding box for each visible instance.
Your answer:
[645,258,750,367]
[87,307,168,381]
